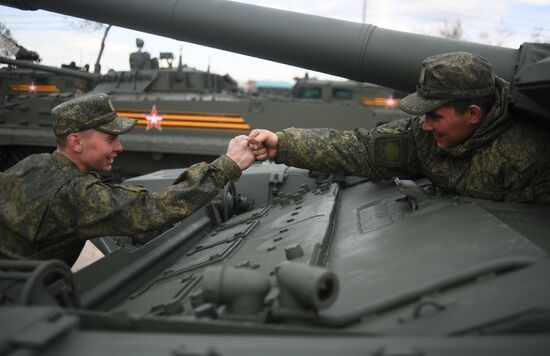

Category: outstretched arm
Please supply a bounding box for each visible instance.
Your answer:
[248,119,422,180]
[69,136,257,239]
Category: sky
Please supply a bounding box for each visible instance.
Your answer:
[1,0,549,85]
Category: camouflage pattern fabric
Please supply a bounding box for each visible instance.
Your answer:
[399,52,496,115]
[52,93,136,136]
[0,153,240,265]
[276,77,550,204]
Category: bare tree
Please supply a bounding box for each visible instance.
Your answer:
[478,24,514,47]
[62,17,107,33]
[0,22,41,61]
[0,22,18,57]
[531,26,550,44]
[62,18,112,73]
[439,20,463,40]
[94,25,112,74]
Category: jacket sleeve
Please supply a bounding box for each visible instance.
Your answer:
[59,155,241,239]
[275,118,423,180]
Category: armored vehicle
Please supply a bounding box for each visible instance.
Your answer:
[0,37,406,176]
[0,0,549,355]
[0,46,97,168]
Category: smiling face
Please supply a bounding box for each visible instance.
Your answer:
[422,105,482,149]
[75,129,123,172]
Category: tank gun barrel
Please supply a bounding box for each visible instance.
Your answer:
[0,0,519,94]
[0,55,100,81]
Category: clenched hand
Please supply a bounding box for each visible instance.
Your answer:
[226,135,255,170]
[248,129,278,160]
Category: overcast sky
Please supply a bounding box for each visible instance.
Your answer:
[1,0,549,84]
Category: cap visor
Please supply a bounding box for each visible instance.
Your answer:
[398,92,450,115]
[95,116,137,135]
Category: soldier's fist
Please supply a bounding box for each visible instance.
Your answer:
[226,135,255,171]
[248,129,278,160]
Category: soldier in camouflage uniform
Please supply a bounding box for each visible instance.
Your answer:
[0,93,255,265]
[249,52,550,203]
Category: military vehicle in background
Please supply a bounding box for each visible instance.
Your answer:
[0,36,407,176]
[0,38,96,168]
[0,0,549,355]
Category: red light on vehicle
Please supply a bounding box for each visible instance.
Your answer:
[28,82,37,93]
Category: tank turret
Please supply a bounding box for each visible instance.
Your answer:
[0,0,548,121]
[0,55,101,82]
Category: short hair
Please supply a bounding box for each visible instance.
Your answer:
[55,135,69,149]
[444,95,494,115]
[55,130,94,150]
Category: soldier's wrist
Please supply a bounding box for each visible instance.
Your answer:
[213,154,242,182]
[274,131,286,163]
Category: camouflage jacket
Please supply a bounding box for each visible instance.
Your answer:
[0,152,241,265]
[276,79,550,204]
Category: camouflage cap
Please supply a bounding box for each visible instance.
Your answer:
[52,93,137,136]
[398,52,496,115]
